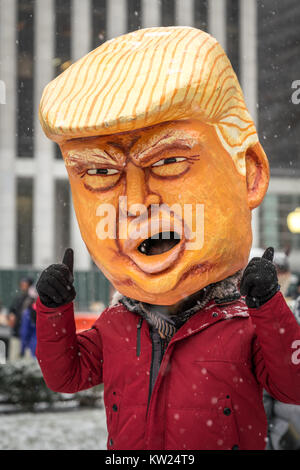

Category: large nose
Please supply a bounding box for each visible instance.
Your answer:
[120,162,161,216]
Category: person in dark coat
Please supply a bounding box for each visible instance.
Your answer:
[8,277,34,359]
[19,287,37,357]
[8,277,34,337]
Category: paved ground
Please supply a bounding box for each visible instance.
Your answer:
[0,407,108,450]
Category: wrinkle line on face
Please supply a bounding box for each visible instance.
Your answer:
[65,147,124,168]
[132,130,199,163]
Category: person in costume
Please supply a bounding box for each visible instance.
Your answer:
[36,27,300,450]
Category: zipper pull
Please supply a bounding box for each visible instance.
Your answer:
[136,318,143,357]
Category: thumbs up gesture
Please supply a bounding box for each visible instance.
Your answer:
[240,247,280,308]
[36,248,76,308]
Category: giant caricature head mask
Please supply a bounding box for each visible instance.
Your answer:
[39,27,269,305]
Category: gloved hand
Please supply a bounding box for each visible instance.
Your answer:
[36,248,76,308]
[240,247,280,308]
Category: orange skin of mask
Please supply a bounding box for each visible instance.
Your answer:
[60,119,269,305]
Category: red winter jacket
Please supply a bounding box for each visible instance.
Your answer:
[36,292,300,450]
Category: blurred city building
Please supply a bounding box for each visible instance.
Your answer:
[0,0,299,309]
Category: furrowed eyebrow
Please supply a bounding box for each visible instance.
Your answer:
[140,143,195,165]
[134,134,199,165]
[133,132,199,162]
[65,148,123,167]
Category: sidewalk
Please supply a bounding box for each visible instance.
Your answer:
[0,407,107,450]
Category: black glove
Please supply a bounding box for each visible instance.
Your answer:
[36,248,76,308]
[240,247,280,308]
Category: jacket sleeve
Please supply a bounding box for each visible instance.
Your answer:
[251,291,300,404]
[36,297,103,393]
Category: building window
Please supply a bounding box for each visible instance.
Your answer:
[54,0,71,159]
[258,0,300,176]
[226,0,239,79]
[161,0,175,27]
[17,0,35,158]
[17,178,33,265]
[54,180,71,262]
[127,0,142,32]
[194,0,208,32]
[54,0,71,77]
[92,0,107,49]
[260,193,300,250]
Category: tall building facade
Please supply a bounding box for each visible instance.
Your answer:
[0,0,299,307]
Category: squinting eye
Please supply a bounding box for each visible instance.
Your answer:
[150,156,189,178]
[87,168,119,176]
[83,166,121,191]
[152,157,187,167]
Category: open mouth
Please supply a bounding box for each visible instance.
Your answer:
[120,218,185,274]
[137,231,181,256]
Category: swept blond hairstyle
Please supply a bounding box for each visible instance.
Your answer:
[39,26,258,176]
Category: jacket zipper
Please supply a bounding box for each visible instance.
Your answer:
[136,318,143,357]
[146,329,164,414]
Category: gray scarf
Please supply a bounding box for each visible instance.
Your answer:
[118,271,242,340]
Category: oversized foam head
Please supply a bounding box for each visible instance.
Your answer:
[39,27,269,305]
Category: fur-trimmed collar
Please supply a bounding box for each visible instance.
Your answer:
[111,271,242,340]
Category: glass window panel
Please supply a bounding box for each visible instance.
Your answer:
[127,0,142,32]
[17,0,35,158]
[194,0,208,32]
[258,0,300,176]
[54,0,71,77]
[226,0,239,79]
[260,193,300,250]
[54,179,71,262]
[16,178,33,265]
[161,0,175,27]
[92,0,107,49]
[54,0,71,160]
